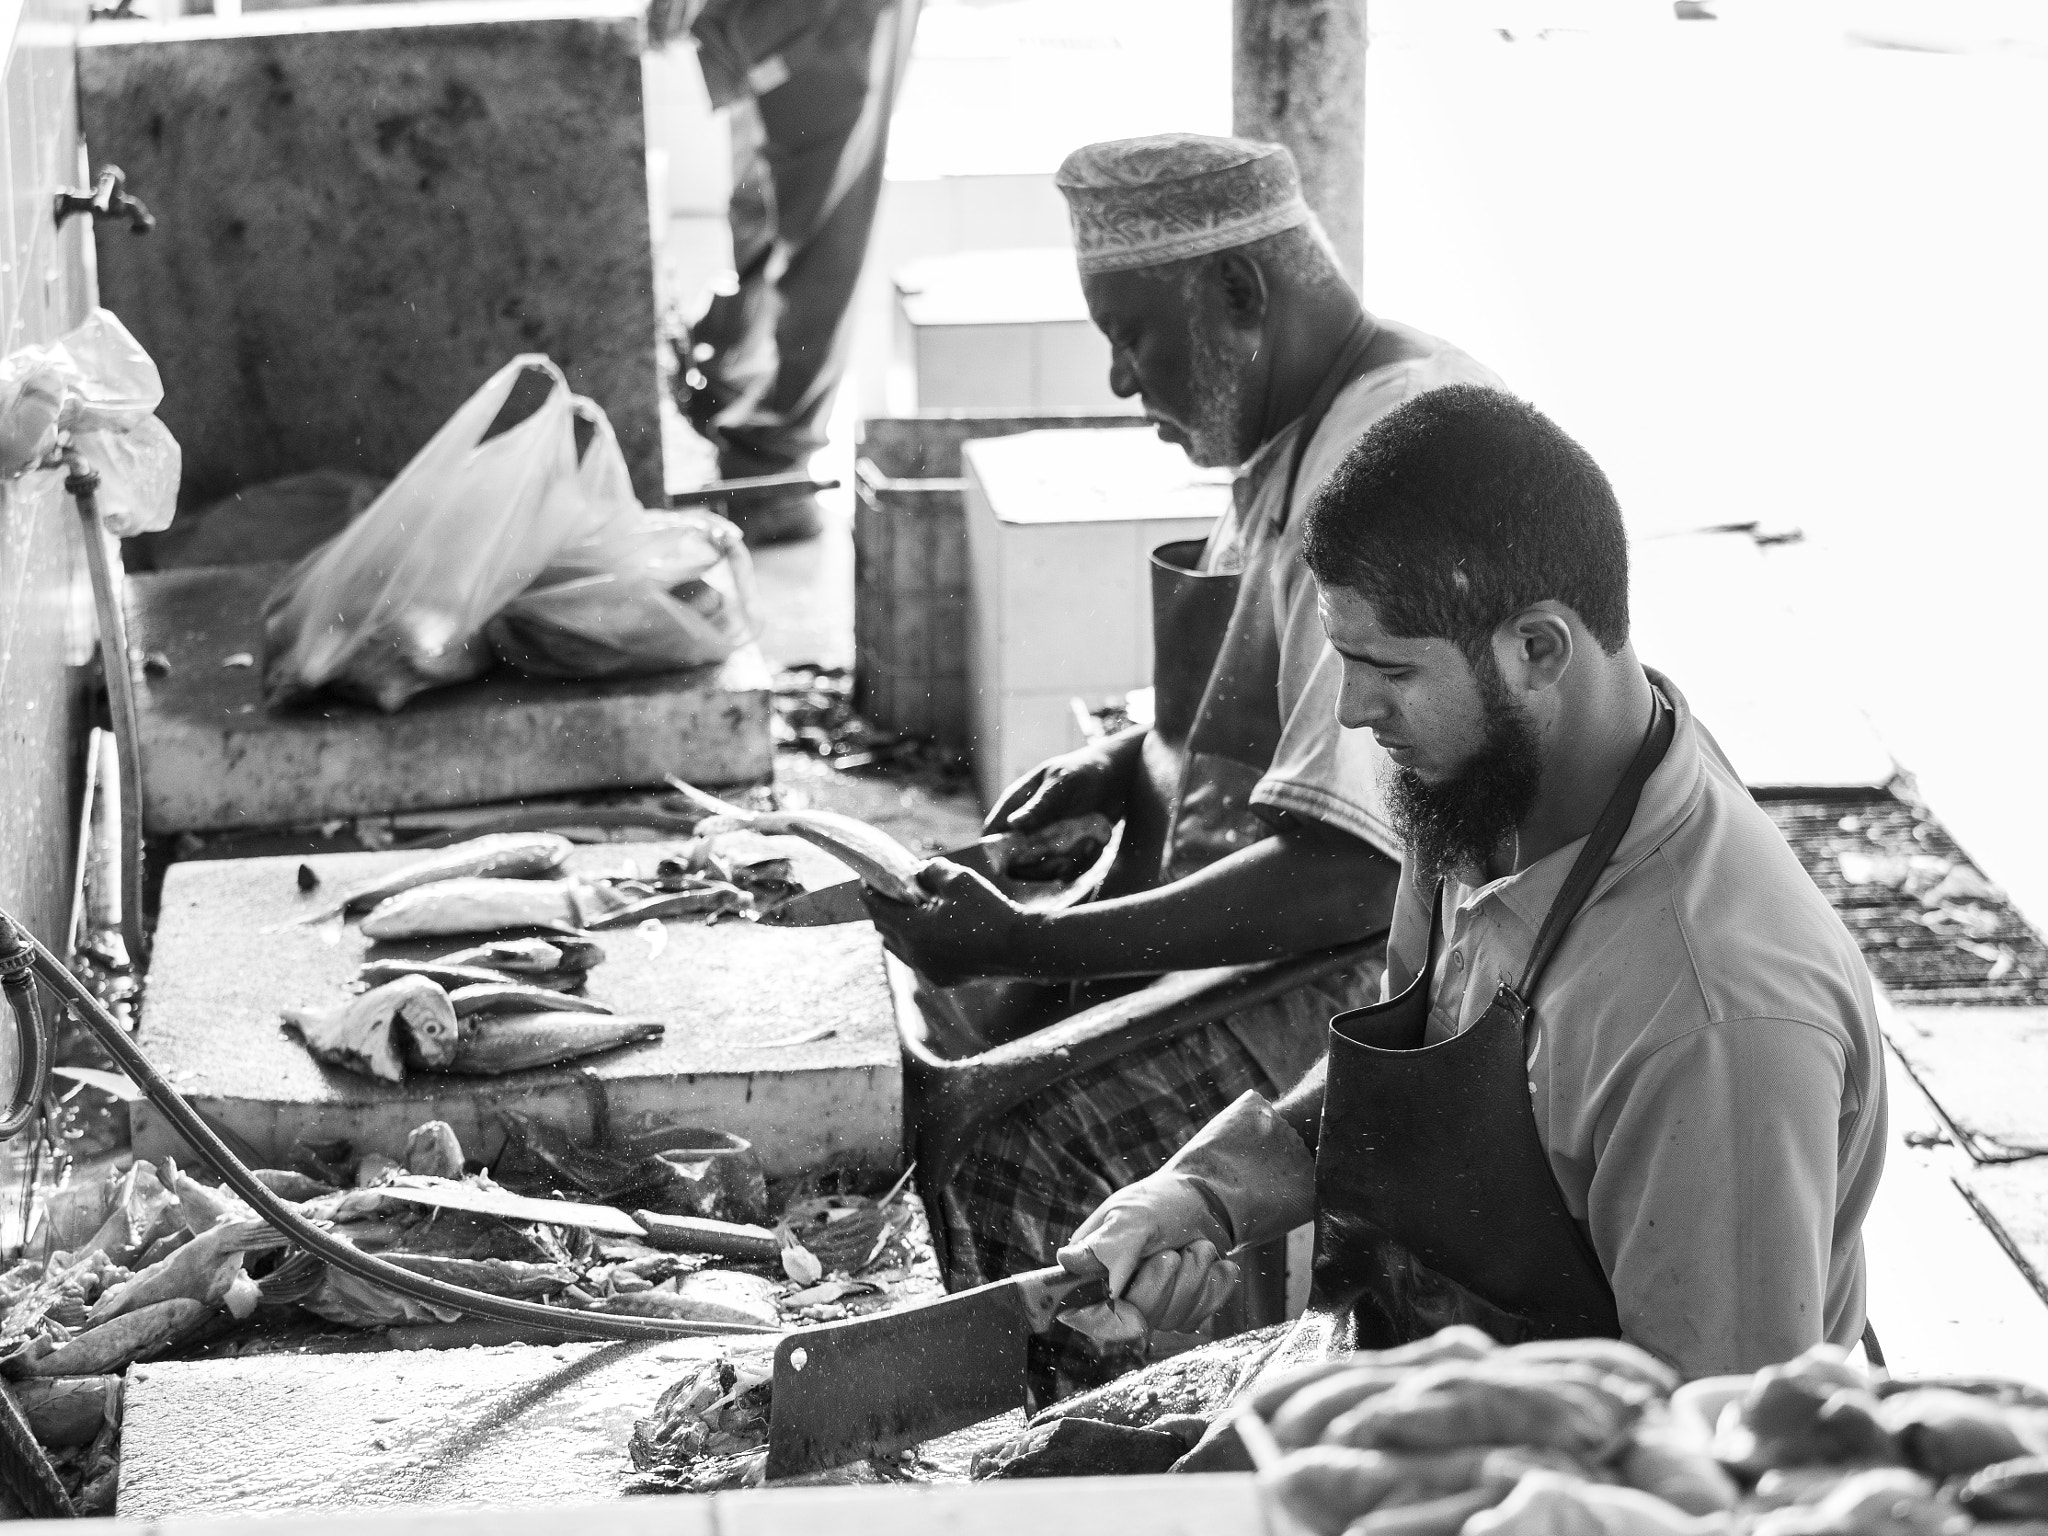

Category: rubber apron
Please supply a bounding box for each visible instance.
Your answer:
[1310,693,1676,1346]
[1107,320,1382,896]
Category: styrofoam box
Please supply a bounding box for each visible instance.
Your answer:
[964,429,1230,805]
[894,247,1140,414]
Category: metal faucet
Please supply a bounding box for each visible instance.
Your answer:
[55,164,155,234]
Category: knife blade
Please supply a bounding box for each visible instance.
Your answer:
[764,1265,1107,1478]
[755,814,1115,928]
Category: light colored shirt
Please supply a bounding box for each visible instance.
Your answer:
[1380,673,1887,1377]
[1205,322,1505,859]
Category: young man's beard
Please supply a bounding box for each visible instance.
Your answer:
[1385,659,1545,887]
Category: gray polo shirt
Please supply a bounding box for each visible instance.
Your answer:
[1380,672,1888,1377]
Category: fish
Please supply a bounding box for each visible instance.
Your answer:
[434,1013,666,1075]
[90,1218,288,1325]
[445,983,613,1019]
[356,958,561,992]
[289,834,573,926]
[404,1121,466,1178]
[10,1298,210,1379]
[438,936,606,973]
[665,778,930,906]
[375,1254,579,1299]
[358,879,589,940]
[593,1270,780,1330]
[659,831,796,891]
[585,885,748,929]
[281,975,461,1082]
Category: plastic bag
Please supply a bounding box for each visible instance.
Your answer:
[0,308,181,536]
[260,356,605,713]
[485,403,760,681]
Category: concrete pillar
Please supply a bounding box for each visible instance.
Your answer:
[1232,0,1367,291]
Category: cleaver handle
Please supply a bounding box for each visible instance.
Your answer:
[1013,1265,1109,1332]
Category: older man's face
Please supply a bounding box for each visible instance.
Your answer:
[1081,265,1261,468]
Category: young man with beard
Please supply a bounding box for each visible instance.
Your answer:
[863,136,1500,1334]
[1054,386,1888,1378]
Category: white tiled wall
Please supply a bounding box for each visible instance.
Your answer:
[0,0,96,950]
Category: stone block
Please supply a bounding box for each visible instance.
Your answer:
[116,1339,736,1516]
[132,840,903,1178]
[125,562,772,831]
[963,429,1226,806]
[851,413,1145,754]
[78,0,665,509]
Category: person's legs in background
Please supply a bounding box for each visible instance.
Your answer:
[686,0,921,544]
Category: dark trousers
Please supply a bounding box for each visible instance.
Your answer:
[686,0,920,479]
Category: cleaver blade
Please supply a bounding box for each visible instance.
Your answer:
[764,1266,1106,1479]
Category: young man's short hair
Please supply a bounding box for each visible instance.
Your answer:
[1302,384,1630,660]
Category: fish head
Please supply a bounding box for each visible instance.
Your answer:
[391,975,463,1068]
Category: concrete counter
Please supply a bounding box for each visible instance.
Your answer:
[126,563,773,833]
[133,841,902,1176]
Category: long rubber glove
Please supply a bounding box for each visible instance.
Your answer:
[1056,1091,1317,1329]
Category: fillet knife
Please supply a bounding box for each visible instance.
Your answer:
[763,1265,1108,1479]
[755,813,1115,928]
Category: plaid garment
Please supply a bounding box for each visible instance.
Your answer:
[936,967,1380,1396]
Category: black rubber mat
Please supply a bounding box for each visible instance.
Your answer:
[1764,794,2048,1007]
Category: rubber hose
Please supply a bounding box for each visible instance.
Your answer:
[0,933,51,1140]
[66,454,151,972]
[0,912,774,1343]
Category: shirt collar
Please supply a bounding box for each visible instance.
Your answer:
[1449,669,1707,936]
[1230,417,1302,519]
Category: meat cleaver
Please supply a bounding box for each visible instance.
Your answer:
[764,1265,1108,1478]
[755,813,1116,928]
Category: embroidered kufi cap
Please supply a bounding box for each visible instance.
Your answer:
[1056,133,1314,275]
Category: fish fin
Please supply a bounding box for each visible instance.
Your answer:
[264,904,343,933]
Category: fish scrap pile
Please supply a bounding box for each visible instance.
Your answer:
[1766,799,2048,1006]
[620,1175,944,1495]
[1064,1325,2048,1536]
[2,1120,937,1403]
[773,664,967,782]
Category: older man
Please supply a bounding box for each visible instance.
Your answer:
[866,135,1502,1342]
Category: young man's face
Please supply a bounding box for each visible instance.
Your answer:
[1319,583,1545,881]
[1081,265,1260,468]
[1320,585,1494,781]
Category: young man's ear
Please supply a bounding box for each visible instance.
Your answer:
[1213,250,1271,330]
[1499,607,1576,692]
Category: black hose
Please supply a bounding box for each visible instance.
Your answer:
[0,911,773,1343]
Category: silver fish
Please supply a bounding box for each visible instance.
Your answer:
[281,976,461,1082]
[358,879,588,941]
[290,834,573,926]
[356,958,572,993]
[585,885,748,929]
[436,1013,665,1075]
[665,778,929,906]
[438,936,606,974]
[445,983,613,1020]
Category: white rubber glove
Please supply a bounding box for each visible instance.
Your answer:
[1056,1091,1318,1334]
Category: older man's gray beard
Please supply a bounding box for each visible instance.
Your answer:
[1182,317,1254,467]
[1384,662,1545,887]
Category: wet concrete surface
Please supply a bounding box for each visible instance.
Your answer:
[117,1336,1027,1516]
